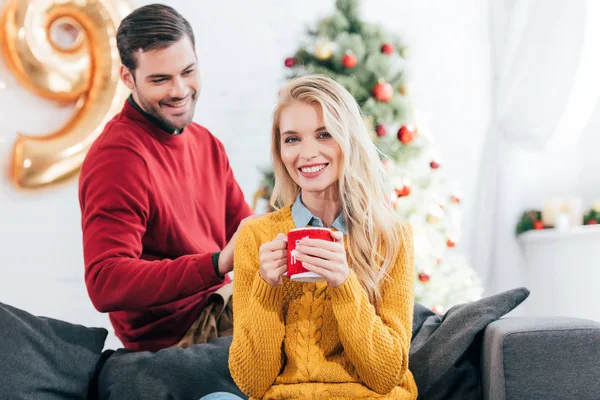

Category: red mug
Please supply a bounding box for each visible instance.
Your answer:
[287,227,332,282]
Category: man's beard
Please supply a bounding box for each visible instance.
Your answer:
[135,89,198,131]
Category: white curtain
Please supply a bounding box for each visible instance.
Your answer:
[471,0,600,294]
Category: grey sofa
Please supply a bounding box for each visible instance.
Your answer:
[409,288,600,400]
[2,295,600,399]
[482,316,600,400]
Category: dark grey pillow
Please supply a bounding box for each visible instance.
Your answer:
[0,302,107,400]
[409,287,530,400]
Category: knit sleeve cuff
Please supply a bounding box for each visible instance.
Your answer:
[250,273,283,312]
[196,252,225,288]
[329,270,362,304]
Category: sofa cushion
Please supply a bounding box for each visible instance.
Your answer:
[0,301,107,400]
[482,316,600,400]
[410,287,530,400]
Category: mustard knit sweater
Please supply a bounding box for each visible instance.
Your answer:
[229,207,418,399]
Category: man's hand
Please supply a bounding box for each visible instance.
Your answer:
[218,214,262,275]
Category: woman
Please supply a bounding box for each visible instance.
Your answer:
[229,75,417,399]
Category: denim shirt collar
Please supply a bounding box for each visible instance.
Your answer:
[291,193,347,234]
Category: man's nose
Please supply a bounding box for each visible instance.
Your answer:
[169,76,187,99]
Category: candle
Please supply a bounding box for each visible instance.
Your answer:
[563,197,583,226]
[542,199,562,227]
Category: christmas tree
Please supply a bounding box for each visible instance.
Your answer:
[255,0,482,312]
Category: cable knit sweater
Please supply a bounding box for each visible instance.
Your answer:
[229,207,418,399]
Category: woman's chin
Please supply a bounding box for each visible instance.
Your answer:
[298,182,338,195]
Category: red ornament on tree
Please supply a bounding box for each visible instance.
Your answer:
[284,57,296,68]
[430,160,441,169]
[372,80,394,102]
[342,52,357,68]
[446,238,457,248]
[588,219,599,225]
[533,220,545,230]
[398,125,416,144]
[418,271,431,283]
[395,183,411,197]
[375,124,387,137]
[381,43,395,55]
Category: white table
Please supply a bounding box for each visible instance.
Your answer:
[518,225,600,322]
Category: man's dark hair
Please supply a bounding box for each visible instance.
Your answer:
[116,4,195,71]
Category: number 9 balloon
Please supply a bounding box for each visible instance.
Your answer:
[0,0,131,188]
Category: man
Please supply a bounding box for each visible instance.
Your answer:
[79,3,253,352]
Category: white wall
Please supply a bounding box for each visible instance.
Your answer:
[577,100,600,205]
[0,0,492,349]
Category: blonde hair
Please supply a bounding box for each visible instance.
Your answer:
[271,75,410,308]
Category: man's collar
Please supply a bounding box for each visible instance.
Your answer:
[291,193,347,234]
[127,94,184,135]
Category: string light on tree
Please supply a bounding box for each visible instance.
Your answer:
[437,197,447,211]
[432,305,445,315]
[381,158,393,171]
[450,192,462,204]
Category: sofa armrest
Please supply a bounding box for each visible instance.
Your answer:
[482,317,600,400]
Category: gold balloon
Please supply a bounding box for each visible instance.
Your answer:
[0,0,131,188]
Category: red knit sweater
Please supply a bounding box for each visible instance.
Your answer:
[79,101,252,351]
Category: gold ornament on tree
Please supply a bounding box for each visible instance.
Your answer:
[314,40,334,60]
[0,0,131,188]
[398,83,408,96]
[426,204,444,224]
